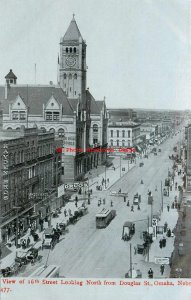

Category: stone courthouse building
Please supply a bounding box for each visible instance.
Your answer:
[0,16,108,183]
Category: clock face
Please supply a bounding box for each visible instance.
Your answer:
[65,56,76,67]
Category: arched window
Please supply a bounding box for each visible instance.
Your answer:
[49,128,55,133]
[74,74,77,79]
[7,127,12,131]
[64,73,67,79]
[40,127,46,133]
[74,47,76,53]
[70,47,72,53]
[93,124,98,132]
[66,47,68,53]
[69,74,72,80]
[58,128,65,137]
[16,127,20,130]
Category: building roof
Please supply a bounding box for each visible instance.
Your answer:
[108,120,140,128]
[86,90,103,114]
[5,69,17,79]
[0,85,75,116]
[63,16,83,41]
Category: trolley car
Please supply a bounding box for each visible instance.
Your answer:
[96,208,116,229]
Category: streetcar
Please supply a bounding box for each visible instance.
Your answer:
[96,208,116,229]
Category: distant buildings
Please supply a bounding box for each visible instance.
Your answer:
[107,120,141,151]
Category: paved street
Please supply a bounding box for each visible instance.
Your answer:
[16,132,182,279]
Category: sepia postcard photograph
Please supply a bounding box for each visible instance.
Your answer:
[0,0,191,299]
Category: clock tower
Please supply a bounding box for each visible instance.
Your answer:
[59,15,87,105]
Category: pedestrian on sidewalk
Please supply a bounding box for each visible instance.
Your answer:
[137,204,140,210]
[98,199,101,206]
[75,201,78,207]
[160,264,165,275]
[124,196,126,202]
[27,237,30,248]
[164,222,168,233]
[119,188,121,193]
[64,209,67,217]
[75,196,78,202]
[68,209,72,216]
[127,200,130,207]
[177,203,180,210]
[155,185,158,191]
[171,202,175,209]
[162,237,166,247]
[131,205,134,212]
[167,204,170,212]
[167,228,171,237]
[148,268,154,278]
[159,239,163,249]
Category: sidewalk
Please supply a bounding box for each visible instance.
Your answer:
[135,169,183,278]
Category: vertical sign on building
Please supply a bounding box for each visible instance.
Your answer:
[187,126,191,191]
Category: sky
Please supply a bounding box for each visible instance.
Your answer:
[0,0,191,110]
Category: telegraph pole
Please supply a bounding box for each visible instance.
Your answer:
[147,216,150,262]
[120,156,121,178]
[129,243,132,278]
[161,181,164,212]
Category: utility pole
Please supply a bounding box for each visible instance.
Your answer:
[147,216,150,262]
[161,181,163,212]
[150,201,153,226]
[120,156,121,178]
[105,166,106,189]
[129,243,132,278]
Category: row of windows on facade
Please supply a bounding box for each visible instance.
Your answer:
[110,140,131,147]
[7,164,54,186]
[63,73,77,79]
[3,145,54,166]
[7,126,65,137]
[11,111,61,121]
[65,47,77,53]
[110,130,131,138]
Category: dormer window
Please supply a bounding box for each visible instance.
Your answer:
[45,111,59,121]
[12,110,26,120]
